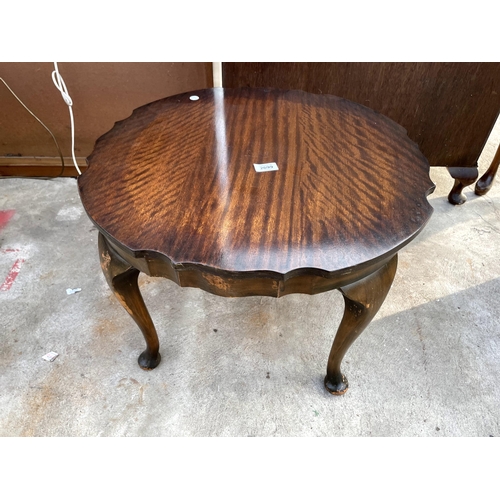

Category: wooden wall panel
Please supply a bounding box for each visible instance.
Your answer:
[0,62,212,176]
[223,62,500,167]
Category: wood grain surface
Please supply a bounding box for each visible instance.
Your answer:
[79,88,434,284]
[223,63,500,167]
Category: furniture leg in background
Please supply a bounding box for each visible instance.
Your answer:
[475,143,500,196]
[447,166,479,205]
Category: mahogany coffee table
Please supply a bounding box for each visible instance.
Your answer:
[78,88,434,395]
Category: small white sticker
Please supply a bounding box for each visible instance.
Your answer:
[253,162,279,172]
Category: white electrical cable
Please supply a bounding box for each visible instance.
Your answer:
[51,62,81,175]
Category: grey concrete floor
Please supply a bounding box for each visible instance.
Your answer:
[1,137,499,437]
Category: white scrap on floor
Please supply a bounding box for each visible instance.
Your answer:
[66,287,82,295]
[42,351,59,362]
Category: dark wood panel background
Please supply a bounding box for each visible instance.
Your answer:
[0,62,213,176]
[223,62,500,167]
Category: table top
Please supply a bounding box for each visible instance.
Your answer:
[79,87,434,281]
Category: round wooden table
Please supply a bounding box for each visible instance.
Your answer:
[78,88,435,395]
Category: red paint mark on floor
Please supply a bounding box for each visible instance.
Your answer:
[0,211,23,290]
[0,210,15,232]
[0,258,25,291]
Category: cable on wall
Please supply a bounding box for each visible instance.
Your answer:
[51,62,81,175]
[0,76,66,177]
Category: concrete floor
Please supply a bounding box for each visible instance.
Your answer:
[1,135,499,437]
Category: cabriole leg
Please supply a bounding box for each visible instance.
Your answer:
[98,232,161,370]
[325,254,398,395]
[447,166,479,205]
[475,144,500,196]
